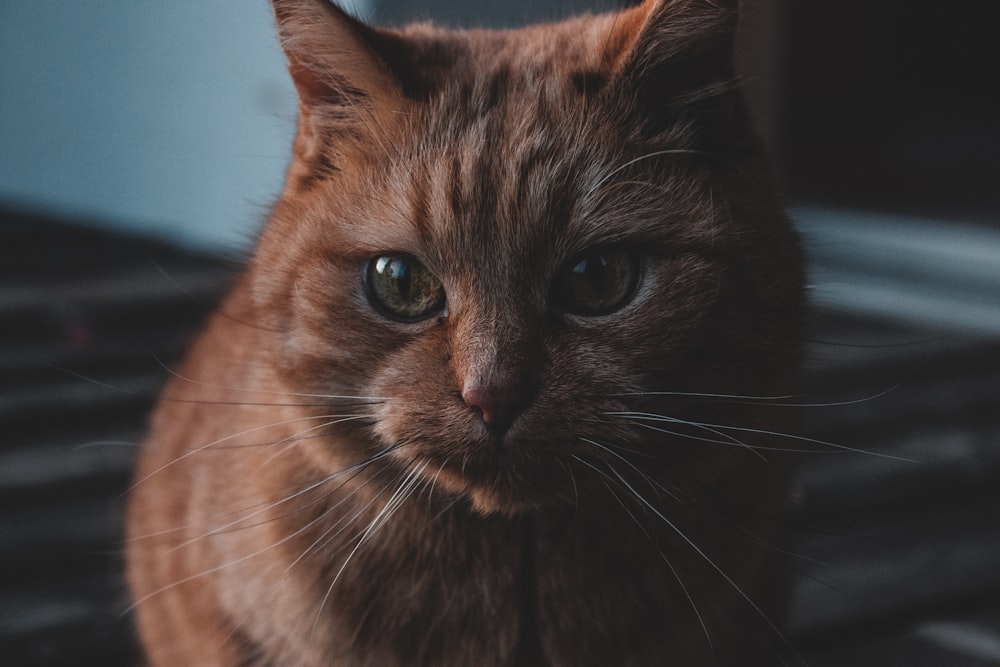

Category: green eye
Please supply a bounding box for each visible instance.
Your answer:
[555,247,640,316]
[366,255,446,321]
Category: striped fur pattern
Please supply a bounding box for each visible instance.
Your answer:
[126,1,804,665]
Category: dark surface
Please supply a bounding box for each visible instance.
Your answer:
[2,209,1000,665]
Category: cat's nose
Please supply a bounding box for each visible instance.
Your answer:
[461,384,524,433]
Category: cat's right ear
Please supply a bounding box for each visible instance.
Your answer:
[269,0,403,120]
[607,0,739,110]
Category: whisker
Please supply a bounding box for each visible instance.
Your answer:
[578,438,682,503]
[38,360,385,408]
[575,456,805,666]
[172,399,383,408]
[285,466,401,574]
[73,440,139,451]
[140,463,406,619]
[126,480,355,615]
[313,462,428,629]
[612,353,933,409]
[128,441,406,545]
[257,415,374,467]
[167,467,372,556]
[426,457,449,510]
[147,352,388,402]
[626,419,843,455]
[575,457,714,653]
[303,453,423,564]
[146,260,279,334]
[665,483,833,571]
[125,413,373,496]
[210,418,374,451]
[612,411,920,462]
[610,389,798,402]
[173,463,386,553]
[555,457,580,509]
[687,420,919,463]
[607,412,768,461]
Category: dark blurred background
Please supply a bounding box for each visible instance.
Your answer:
[776,1,1000,222]
[2,1,999,665]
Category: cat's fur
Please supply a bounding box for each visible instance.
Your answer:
[125,0,804,665]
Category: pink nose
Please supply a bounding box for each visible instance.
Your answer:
[462,385,524,432]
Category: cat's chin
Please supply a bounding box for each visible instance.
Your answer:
[405,453,570,518]
[464,481,560,517]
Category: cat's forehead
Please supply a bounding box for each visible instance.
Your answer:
[315,14,725,275]
[394,19,717,250]
[369,108,711,271]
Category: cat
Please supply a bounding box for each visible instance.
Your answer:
[125,0,804,665]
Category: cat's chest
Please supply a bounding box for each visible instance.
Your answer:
[238,507,708,667]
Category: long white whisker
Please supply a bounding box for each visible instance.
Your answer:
[573,456,808,665]
[578,438,682,503]
[626,419,840,455]
[47,362,375,410]
[285,466,399,574]
[555,457,580,508]
[127,413,370,494]
[313,463,428,629]
[209,418,374,452]
[148,354,388,402]
[128,441,404,544]
[576,458,713,653]
[257,415,374,467]
[426,457,449,510]
[613,411,920,462]
[126,486,351,614]
[613,354,933,409]
[611,390,798,402]
[596,461,805,666]
[689,420,919,463]
[607,412,768,461]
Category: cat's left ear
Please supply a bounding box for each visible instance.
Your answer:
[269,0,404,118]
[608,0,739,109]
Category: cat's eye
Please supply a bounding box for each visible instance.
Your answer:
[554,247,640,316]
[366,255,446,321]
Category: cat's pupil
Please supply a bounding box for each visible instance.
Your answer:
[573,256,608,291]
[382,257,411,299]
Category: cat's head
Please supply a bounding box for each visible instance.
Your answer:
[252,0,803,515]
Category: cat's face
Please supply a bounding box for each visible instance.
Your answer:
[252,0,803,515]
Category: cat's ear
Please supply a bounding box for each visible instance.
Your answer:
[608,0,739,109]
[269,0,403,118]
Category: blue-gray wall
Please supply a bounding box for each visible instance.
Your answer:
[0,1,371,251]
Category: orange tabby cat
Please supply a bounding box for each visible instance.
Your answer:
[126,0,804,664]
